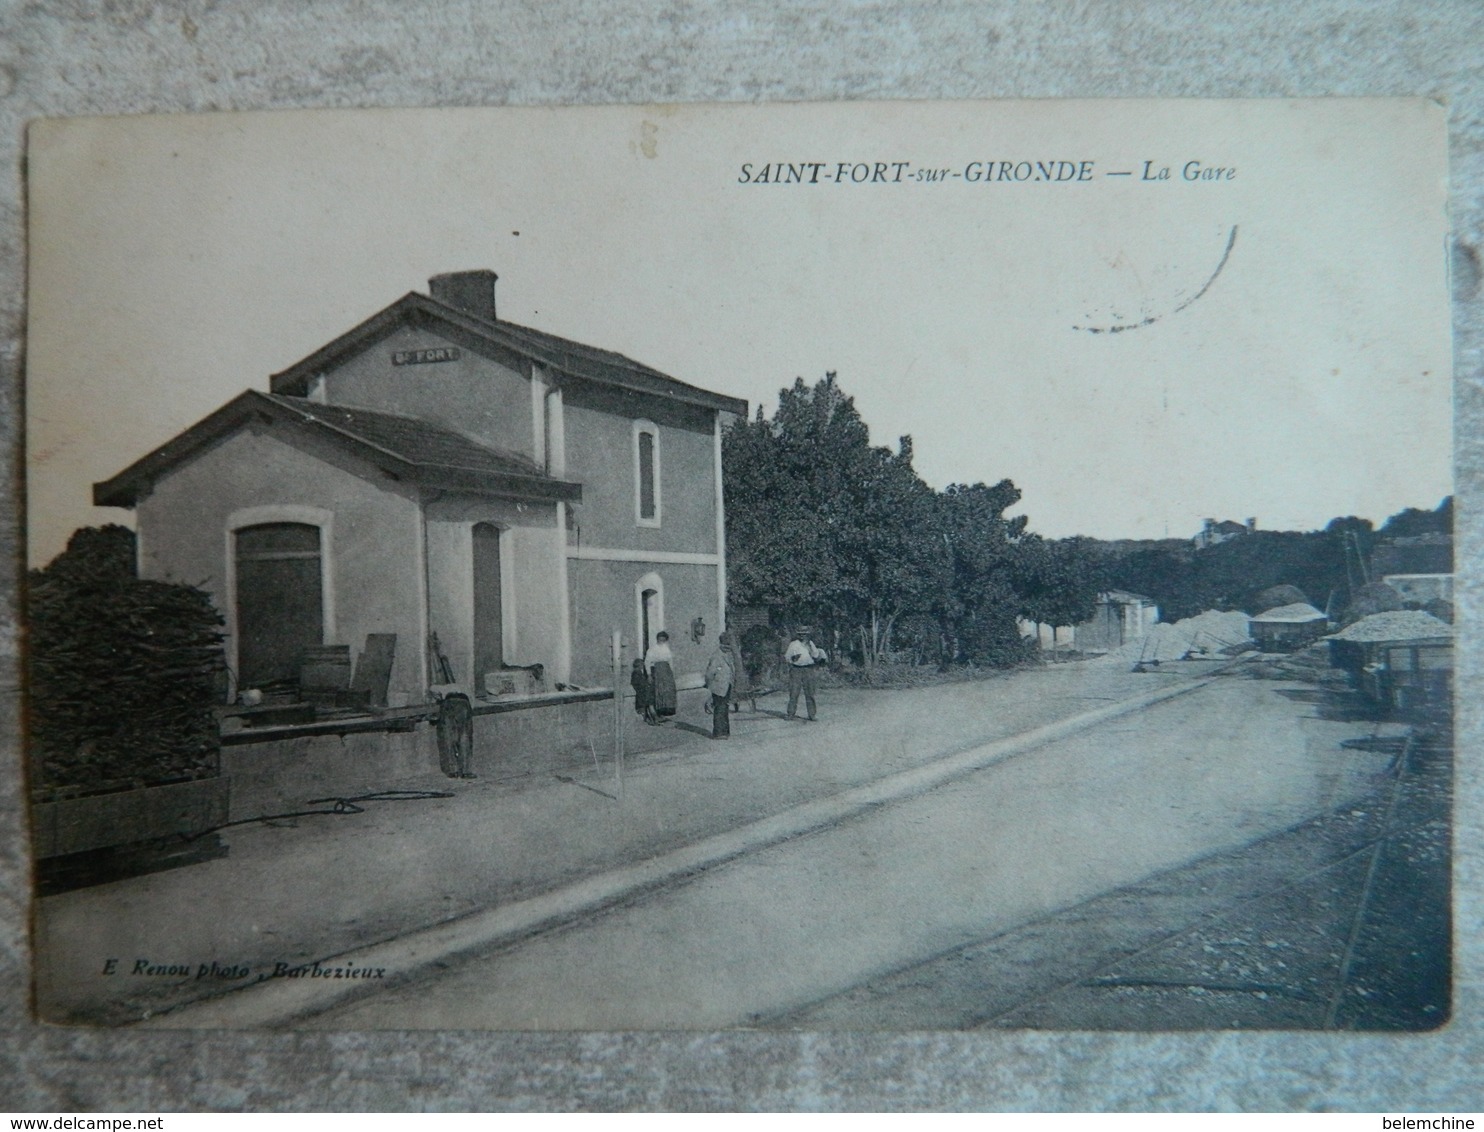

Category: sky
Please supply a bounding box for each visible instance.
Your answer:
[26,99,1452,565]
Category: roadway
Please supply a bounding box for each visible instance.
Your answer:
[300,671,1406,1029]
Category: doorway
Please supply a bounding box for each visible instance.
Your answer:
[235,522,323,689]
[472,523,504,692]
[635,570,664,659]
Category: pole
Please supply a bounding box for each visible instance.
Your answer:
[611,628,624,799]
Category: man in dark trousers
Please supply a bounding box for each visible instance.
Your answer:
[784,625,827,721]
[704,632,737,738]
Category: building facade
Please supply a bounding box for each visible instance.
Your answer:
[1192,517,1256,550]
[1071,590,1159,652]
[95,271,747,701]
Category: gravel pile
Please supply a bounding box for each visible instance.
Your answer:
[1105,609,1253,664]
[1325,610,1453,643]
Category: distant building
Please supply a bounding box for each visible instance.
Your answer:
[94,270,747,701]
[1072,591,1159,652]
[1192,517,1256,550]
[1248,602,1328,652]
[1370,533,1453,610]
[1325,610,1453,717]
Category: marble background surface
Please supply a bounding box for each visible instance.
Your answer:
[0,0,1480,1111]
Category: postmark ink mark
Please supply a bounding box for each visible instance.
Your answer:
[1074,224,1238,334]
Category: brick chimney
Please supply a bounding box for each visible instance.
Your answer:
[429,270,498,322]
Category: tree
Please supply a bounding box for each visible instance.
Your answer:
[1379,496,1452,539]
[1013,536,1103,641]
[725,373,1100,673]
[845,434,954,670]
[938,480,1032,667]
[724,374,952,667]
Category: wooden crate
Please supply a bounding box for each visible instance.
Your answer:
[31,776,230,859]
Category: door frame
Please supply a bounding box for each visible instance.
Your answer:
[224,505,335,692]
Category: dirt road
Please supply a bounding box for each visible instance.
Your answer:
[39,657,1219,1025]
[302,672,1403,1030]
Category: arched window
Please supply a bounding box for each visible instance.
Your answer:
[633,419,661,527]
[234,522,324,689]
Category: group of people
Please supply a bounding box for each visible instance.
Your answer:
[629,625,827,739]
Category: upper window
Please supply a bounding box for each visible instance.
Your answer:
[633,419,661,527]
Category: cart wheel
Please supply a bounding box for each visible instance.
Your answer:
[437,693,475,778]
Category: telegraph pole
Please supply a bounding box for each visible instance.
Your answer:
[611,628,625,799]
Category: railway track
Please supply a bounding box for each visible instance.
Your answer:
[772,723,1451,1031]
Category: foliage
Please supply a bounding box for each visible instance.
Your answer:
[723,372,1451,671]
[725,374,1090,672]
[28,526,225,799]
[737,623,783,687]
[1012,534,1104,631]
[725,374,952,665]
[1102,501,1449,623]
[1379,496,1452,539]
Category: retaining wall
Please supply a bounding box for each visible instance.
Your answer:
[222,695,619,820]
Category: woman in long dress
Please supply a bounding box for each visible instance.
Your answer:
[644,630,678,721]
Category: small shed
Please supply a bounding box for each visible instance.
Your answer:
[1073,590,1159,652]
[1325,610,1453,716]
[1248,602,1328,652]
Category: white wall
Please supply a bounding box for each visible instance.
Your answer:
[424,495,568,688]
[135,426,426,698]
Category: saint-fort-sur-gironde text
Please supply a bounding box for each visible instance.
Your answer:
[736,160,1236,185]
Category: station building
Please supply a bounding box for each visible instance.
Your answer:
[94,271,747,702]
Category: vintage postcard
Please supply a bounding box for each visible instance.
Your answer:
[24,99,1452,1030]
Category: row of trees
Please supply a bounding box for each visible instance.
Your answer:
[723,374,1100,670]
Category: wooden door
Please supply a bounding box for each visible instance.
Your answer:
[235,522,323,689]
[473,523,504,690]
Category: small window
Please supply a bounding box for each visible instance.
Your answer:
[633,419,661,527]
[1417,646,1452,671]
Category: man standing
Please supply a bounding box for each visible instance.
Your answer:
[784,625,827,721]
[704,632,737,739]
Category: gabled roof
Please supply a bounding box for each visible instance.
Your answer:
[269,292,749,416]
[94,391,583,508]
[1250,602,1327,624]
[1100,589,1154,605]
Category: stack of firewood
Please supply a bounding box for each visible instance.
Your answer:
[28,526,225,800]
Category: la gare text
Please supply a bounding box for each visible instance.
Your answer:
[736,160,1236,185]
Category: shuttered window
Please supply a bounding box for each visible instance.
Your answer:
[634,420,661,527]
[638,431,656,519]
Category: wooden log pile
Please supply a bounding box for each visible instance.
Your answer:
[28,526,225,800]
